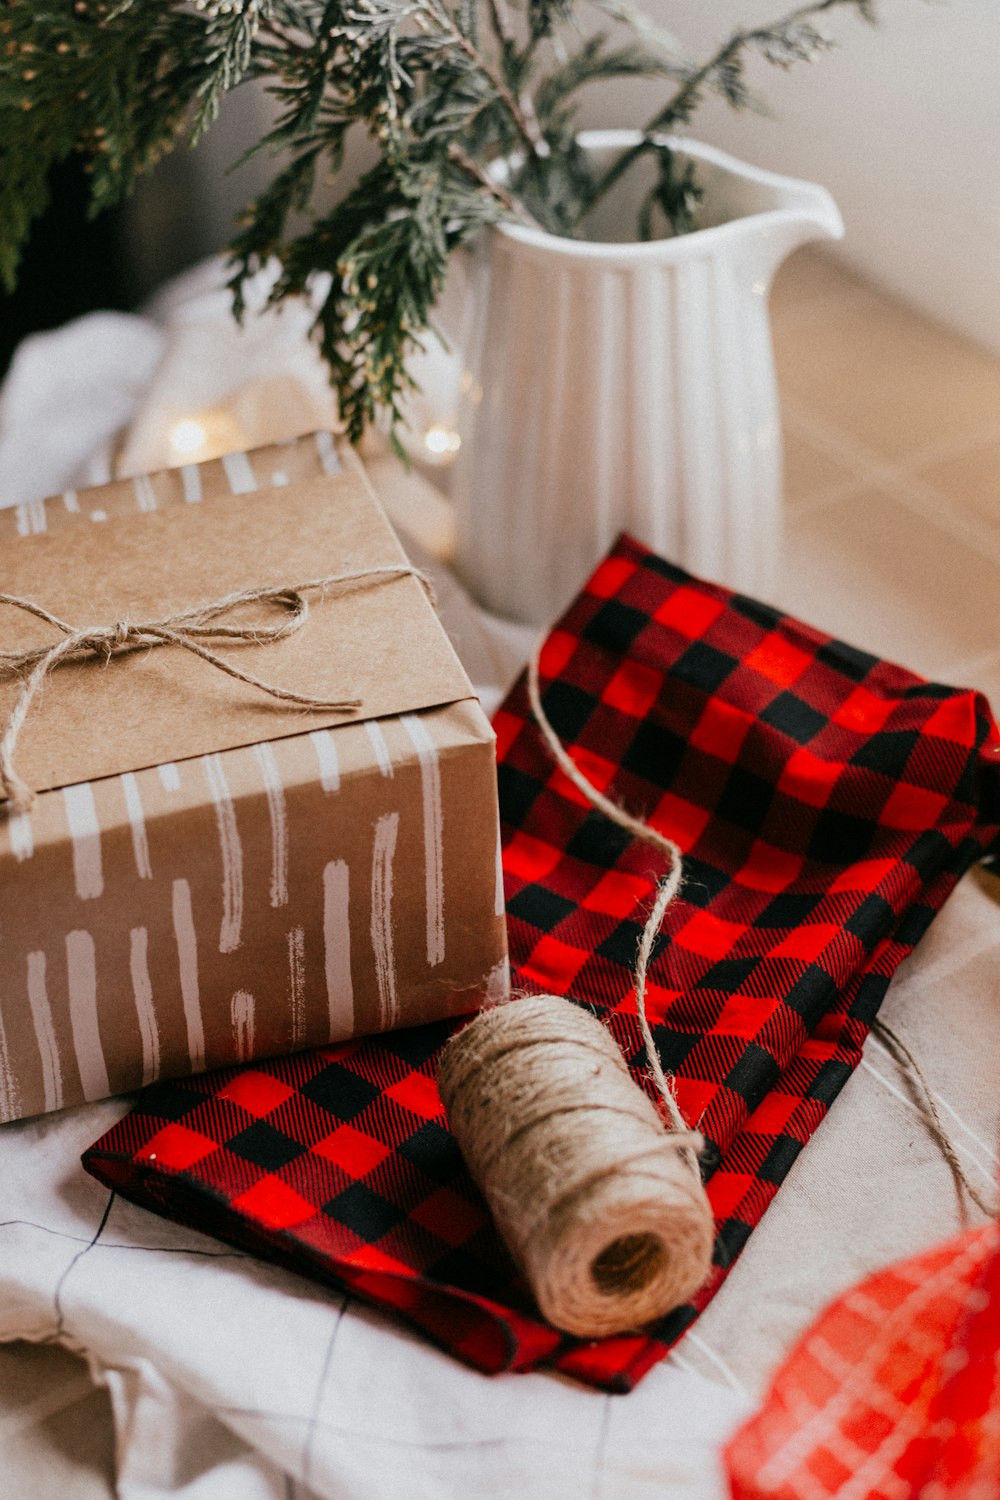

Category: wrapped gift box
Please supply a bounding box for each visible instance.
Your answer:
[0,434,508,1122]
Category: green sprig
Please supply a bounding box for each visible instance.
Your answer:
[0,0,883,443]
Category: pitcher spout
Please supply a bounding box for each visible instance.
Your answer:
[768,174,843,255]
[637,136,844,287]
[785,178,845,245]
[744,171,844,287]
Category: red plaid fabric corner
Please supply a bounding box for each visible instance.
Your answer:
[725,1217,1000,1499]
[84,535,1000,1391]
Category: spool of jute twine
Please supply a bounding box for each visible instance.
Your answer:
[438,994,715,1336]
[437,643,716,1338]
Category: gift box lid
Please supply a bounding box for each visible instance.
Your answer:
[0,449,473,796]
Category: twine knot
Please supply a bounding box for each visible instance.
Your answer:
[78,620,134,662]
[0,564,433,815]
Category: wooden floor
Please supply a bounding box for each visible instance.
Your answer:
[772,248,1000,700]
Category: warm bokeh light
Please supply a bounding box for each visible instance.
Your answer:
[423,423,461,459]
[168,418,209,458]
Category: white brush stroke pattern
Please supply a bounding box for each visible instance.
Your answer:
[62,490,80,514]
[493,807,505,917]
[26,951,62,1113]
[484,956,511,1007]
[133,474,157,511]
[7,808,34,863]
[401,714,445,967]
[371,812,400,1028]
[252,742,289,907]
[180,465,203,503]
[62,783,104,899]
[158,762,182,793]
[0,1003,20,1123]
[15,500,46,535]
[120,772,152,880]
[172,879,205,1072]
[364,721,394,779]
[65,929,110,1102]
[231,991,255,1063]
[323,860,354,1036]
[201,754,243,953]
[288,926,306,1048]
[309,729,340,793]
[129,927,160,1086]
[314,430,341,475]
[222,451,257,494]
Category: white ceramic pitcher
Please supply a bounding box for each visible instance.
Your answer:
[449,131,843,626]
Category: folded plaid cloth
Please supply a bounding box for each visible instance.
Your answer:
[84,536,1000,1391]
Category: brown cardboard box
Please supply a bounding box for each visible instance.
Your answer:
[0,434,508,1121]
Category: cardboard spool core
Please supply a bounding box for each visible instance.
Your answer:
[590,1232,668,1296]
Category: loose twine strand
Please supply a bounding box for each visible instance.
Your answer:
[436,641,714,1334]
[0,566,433,814]
[527,642,700,1175]
[871,1017,997,1220]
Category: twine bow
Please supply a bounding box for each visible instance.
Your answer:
[0,565,432,814]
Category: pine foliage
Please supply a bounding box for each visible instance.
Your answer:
[0,0,880,443]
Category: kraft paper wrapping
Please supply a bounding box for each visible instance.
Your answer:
[0,434,508,1122]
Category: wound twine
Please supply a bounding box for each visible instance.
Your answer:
[0,566,433,814]
[437,640,716,1338]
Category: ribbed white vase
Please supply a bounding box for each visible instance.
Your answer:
[451,132,843,626]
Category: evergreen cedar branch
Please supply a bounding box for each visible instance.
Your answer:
[0,0,878,447]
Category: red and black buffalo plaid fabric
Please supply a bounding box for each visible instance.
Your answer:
[84,535,1000,1392]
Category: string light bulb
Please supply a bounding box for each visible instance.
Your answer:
[423,424,461,460]
[168,418,209,459]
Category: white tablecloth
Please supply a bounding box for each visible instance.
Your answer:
[0,265,996,1499]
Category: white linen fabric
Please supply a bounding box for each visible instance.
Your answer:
[0,1096,748,1500]
[0,311,165,507]
[0,269,997,1499]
